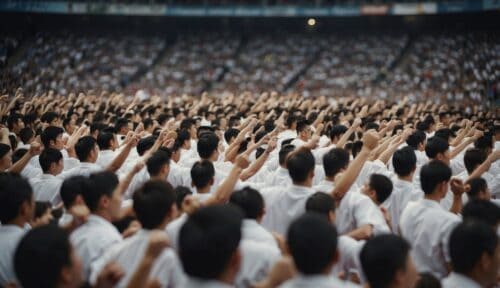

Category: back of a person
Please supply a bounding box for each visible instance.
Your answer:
[383,178,422,234]
[29,174,63,205]
[237,239,281,288]
[400,199,460,279]
[0,225,25,286]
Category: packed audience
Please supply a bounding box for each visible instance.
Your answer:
[0,89,499,288]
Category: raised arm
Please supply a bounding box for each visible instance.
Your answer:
[240,137,277,181]
[106,134,139,173]
[336,118,362,149]
[8,142,42,174]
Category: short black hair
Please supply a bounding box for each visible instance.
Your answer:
[369,174,393,204]
[6,113,23,130]
[14,225,71,288]
[296,120,309,134]
[465,177,488,200]
[75,136,97,162]
[176,129,191,146]
[83,171,119,212]
[287,148,315,183]
[229,187,264,220]
[305,192,335,217]
[224,128,240,143]
[40,126,64,148]
[41,111,59,124]
[329,125,348,140]
[12,148,27,164]
[136,136,157,156]
[415,272,441,288]
[97,132,115,150]
[462,199,500,227]
[60,176,89,208]
[474,135,493,152]
[34,201,51,219]
[449,221,498,274]
[0,173,33,223]
[197,132,219,159]
[0,143,10,159]
[406,130,426,150]
[323,148,349,178]
[278,144,295,166]
[174,186,193,210]
[287,213,337,275]
[133,180,176,229]
[434,128,454,143]
[191,160,215,189]
[143,118,154,130]
[114,118,130,133]
[463,148,487,174]
[425,136,449,159]
[392,146,417,177]
[179,205,243,279]
[146,150,170,177]
[360,234,411,288]
[19,127,34,144]
[39,148,63,173]
[420,160,452,195]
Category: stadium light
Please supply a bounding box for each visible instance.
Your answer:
[307,18,316,27]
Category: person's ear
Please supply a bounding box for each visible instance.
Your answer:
[100,196,109,210]
[209,177,215,186]
[229,248,242,274]
[59,266,73,286]
[478,251,492,272]
[309,169,315,180]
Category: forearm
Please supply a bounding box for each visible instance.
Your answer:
[107,145,133,172]
[346,224,373,241]
[331,148,371,200]
[449,195,462,215]
[125,256,155,288]
[8,152,32,174]
[205,166,243,205]
[240,152,269,181]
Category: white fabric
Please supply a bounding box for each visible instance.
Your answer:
[96,149,116,169]
[441,272,482,288]
[182,277,232,288]
[236,239,281,288]
[382,178,423,234]
[331,236,365,283]
[261,184,314,235]
[70,215,123,279]
[241,219,279,251]
[89,229,185,288]
[0,225,26,286]
[165,213,188,251]
[400,199,461,279]
[64,162,103,178]
[279,274,360,288]
[29,173,63,206]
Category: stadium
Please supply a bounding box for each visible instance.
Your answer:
[0,1,499,288]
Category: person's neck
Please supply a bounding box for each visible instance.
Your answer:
[7,217,27,229]
[197,186,211,194]
[424,193,441,202]
[292,180,312,188]
[151,174,166,181]
[464,270,490,287]
[93,211,112,222]
[398,174,413,182]
[325,175,335,182]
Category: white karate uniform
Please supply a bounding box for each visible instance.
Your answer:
[70,215,123,279]
[400,199,461,279]
[0,225,26,286]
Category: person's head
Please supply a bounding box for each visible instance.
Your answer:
[286,114,297,130]
[197,132,219,161]
[41,112,60,126]
[60,176,88,209]
[229,187,265,222]
[305,192,336,224]
[362,174,393,205]
[41,126,65,150]
[97,132,117,151]
[114,118,131,135]
[224,128,240,145]
[180,118,197,138]
[191,160,215,190]
[465,178,491,201]
[0,143,12,170]
[83,171,121,220]
[296,120,311,141]
[31,201,53,227]
[19,127,35,145]
[133,180,177,230]
[474,135,493,156]
[278,144,295,168]
[12,148,27,164]
[286,147,315,186]
[406,130,426,151]
[143,118,154,133]
[287,213,338,275]
[392,146,417,178]
[329,125,348,143]
[176,129,192,150]
[63,118,76,135]
[0,172,34,225]
[425,136,450,165]
[323,148,350,179]
[14,225,83,288]
[146,150,170,179]
[136,136,157,156]
[434,128,454,144]
[361,234,417,288]
[179,205,243,283]
[414,273,441,288]
[462,200,500,228]
[439,112,451,126]
[449,221,499,286]
[464,148,487,175]
[75,136,99,163]
[174,186,193,213]
[7,113,25,133]
[420,160,452,197]
[39,148,64,175]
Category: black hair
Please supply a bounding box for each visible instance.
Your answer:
[323,148,349,178]
[174,186,193,210]
[97,132,115,150]
[41,112,59,124]
[229,187,264,220]
[39,148,63,173]
[34,201,51,219]
[279,144,296,166]
[287,213,338,275]
[305,192,335,217]
[83,171,119,212]
[0,172,33,223]
[6,113,23,130]
[369,174,393,204]
[114,118,130,133]
[40,126,64,148]
[224,128,240,144]
[286,148,315,183]
[75,136,97,162]
[425,136,449,159]
[197,132,219,159]
[360,234,411,288]
[19,127,34,144]
[146,150,170,177]
[136,136,157,156]
[463,148,487,174]
[133,180,176,229]
[392,146,417,177]
[420,160,452,195]
[191,160,215,189]
[12,148,27,164]
[406,130,426,150]
[179,205,243,279]
[415,273,441,288]
[60,176,89,208]
[462,199,500,227]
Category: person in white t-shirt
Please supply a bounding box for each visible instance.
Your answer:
[360,173,394,231]
[29,148,64,206]
[360,234,418,288]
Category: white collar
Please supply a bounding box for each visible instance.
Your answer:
[444,272,482,288]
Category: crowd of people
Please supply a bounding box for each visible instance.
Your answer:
[1,31,498,106]
[0,89,499,288]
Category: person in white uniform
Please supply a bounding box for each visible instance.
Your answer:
[360,234,418,288]
[400,160,464,279]
[70,171,124,279]
[29,148,65,206]
[442,221,499,288]
[0,173,33,287]
[279,213,360,288]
